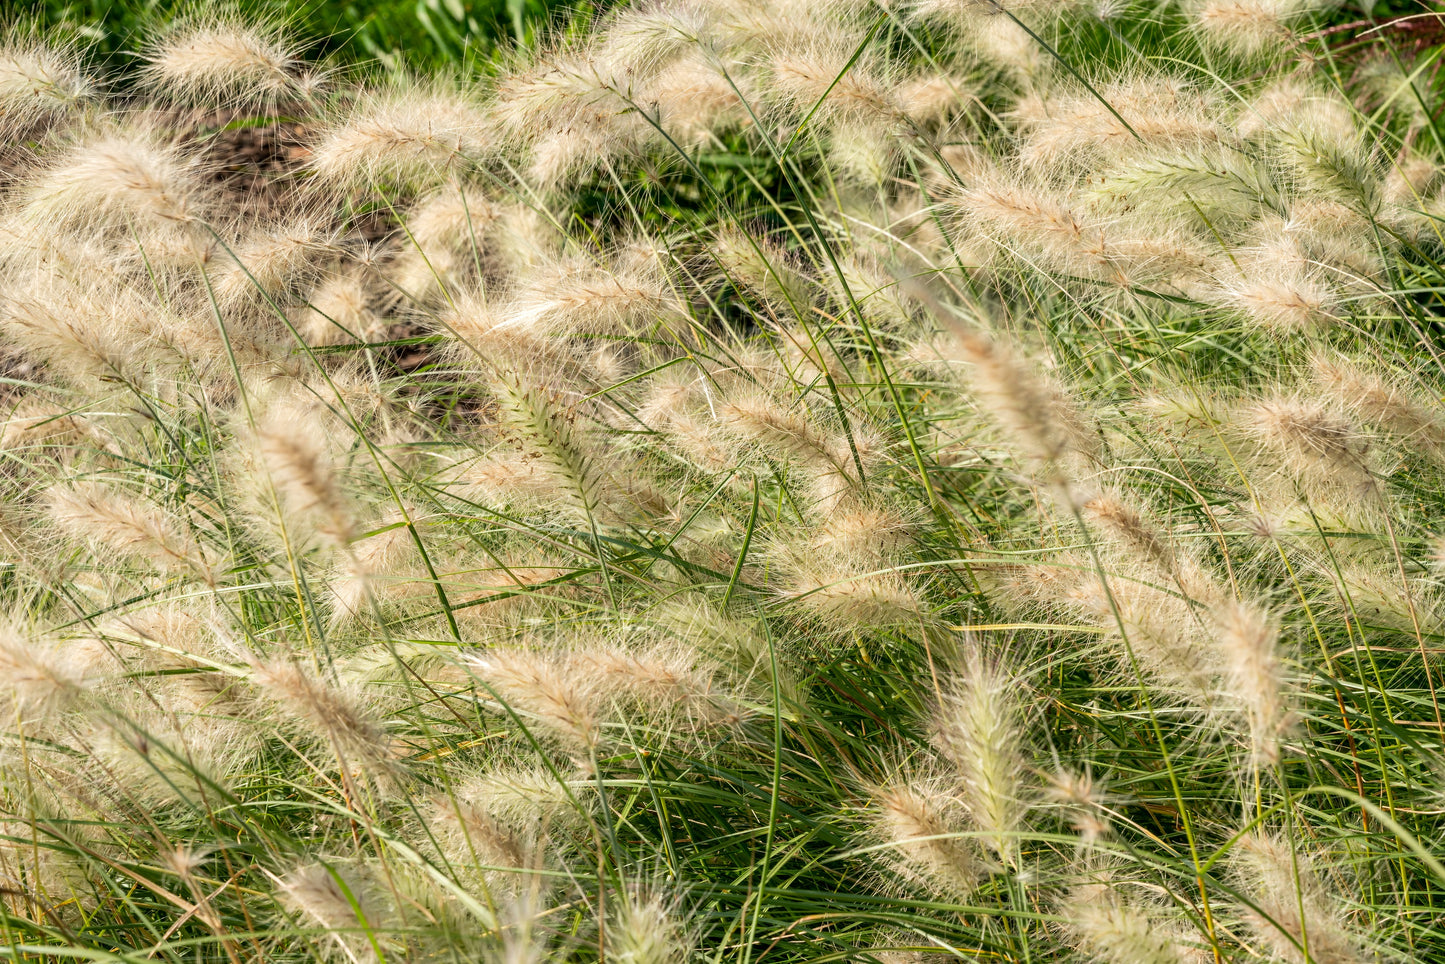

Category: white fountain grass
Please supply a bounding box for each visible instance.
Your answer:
[0,1,1441,962]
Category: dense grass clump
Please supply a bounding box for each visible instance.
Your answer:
[4,1,1445,961]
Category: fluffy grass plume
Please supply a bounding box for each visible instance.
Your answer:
[1,2,1444,962]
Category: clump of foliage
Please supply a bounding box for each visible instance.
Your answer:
[3,2,1445,962]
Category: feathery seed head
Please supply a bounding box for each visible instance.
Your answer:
[1429,536,1445,578]
[1061,885,1208,964]
[977,556,1088,618]
[1325,562,1437,636]
[1277,200,1380,278]
[914,2,1050,77]
[47,481,218,584]
[438,291,566,378]
[464,764,588,833]
[0,39,92,137]
[503,259,682,336]
[456,448,572,511]
[832,118,902,183]
[1015,79,1223,170]
[249,402,357,549]
[159,844,211,883]
[608,887,695,964]
[405,185,498,254]
[0,816,102,921]
[720,394,856,480]
[387,246,464,307]
[652,598,799,701]
[598,4,712,77]
[1044,768,1111,843]
[1070,575,1220,695]
[695,0,818,48]
[485,203,562,280]
[645,51,754,148]
[661,410,735,474]
[954,176,1106,278]
[1310,352,1445,458]
[86,713,252,806]
[279,862,391,961]
[1237,78,1308,136]
[2,287,140,387]
[328,509,419,624]
[776,557,929,632]
[0,622,87,720]
[931,657,1027,860]
[710,227,811,310]
[429,776,552,892]
[485,52,661,185]
[493,378,605,519]
[488,53,630,143]
[1191,0,1324,59]
[1083,493,1176,573]
[298,271,383,346]
[809,505,916,565]
[1243,397,1373,492]
[1190,0,1294,58]
[896,73,972,128]
[213,217,338,309]
[1082,147,1281,225]
[1,400,95,453]
[251,657,397,777]
[1230,832,1370,964]
[588,345,631,386]
[1385,153,1439,208]
[830,253,919,331]
[575,642,746,731]
[142,20,305,106]
[526,115,658,188]
[970,13,1044,76]
[469,647,601,751]
[1219,267,1329,335]
[869,773,981,899]
[1137,389,1229,429]
[768,38,898,126]
[1239,78,1357,154]
[947,327,1096,482]
[1214,600,1290,766]
[21,129,209,236]
[310,86,490,190]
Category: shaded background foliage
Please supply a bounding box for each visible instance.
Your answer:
[16,0,583,69]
